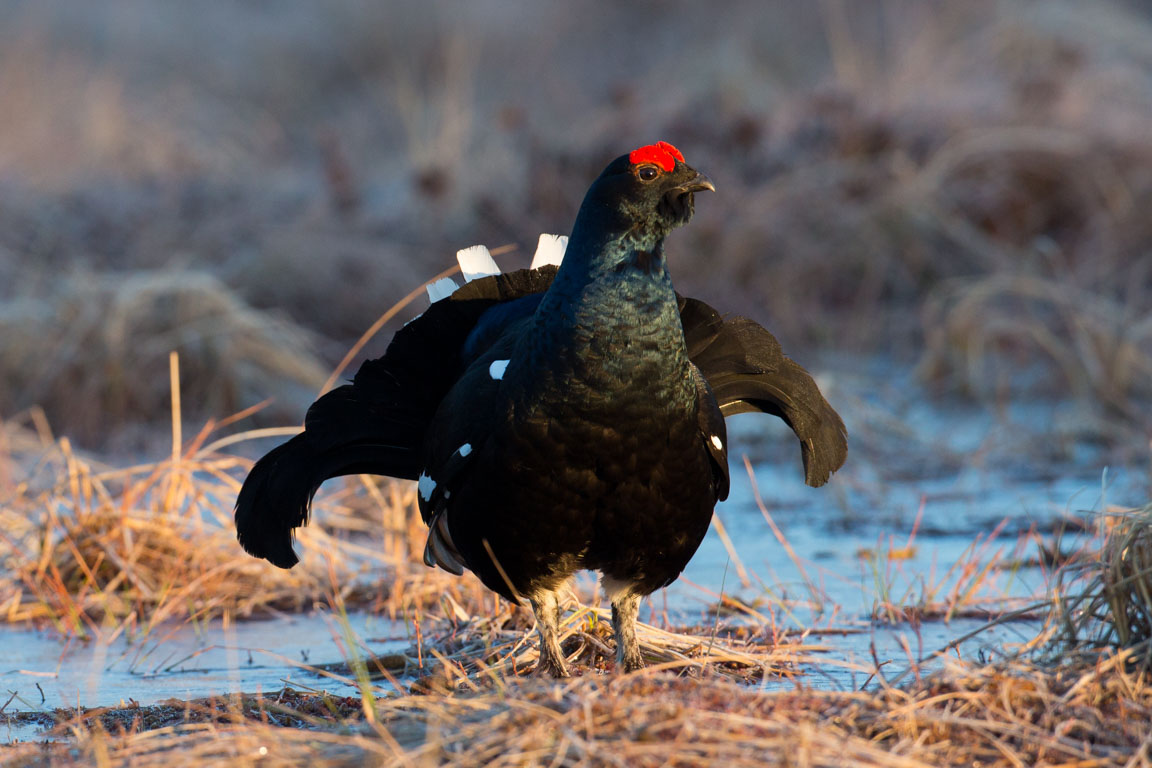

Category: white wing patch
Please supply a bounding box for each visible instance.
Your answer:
[426,277,460,303]
[489,359,510,380]
[457,443,472,457]
[710,435,723,450]
[530,233,568,269]
[417,472,437,501]
[457,244,501,282]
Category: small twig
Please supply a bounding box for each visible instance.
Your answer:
[706,559,730,660]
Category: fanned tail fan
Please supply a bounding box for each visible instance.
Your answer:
[235,263,559,568]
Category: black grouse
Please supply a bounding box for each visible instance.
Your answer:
[236,142,846,676]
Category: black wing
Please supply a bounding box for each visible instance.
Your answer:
[691,362,730,501]
[679,296,847,487]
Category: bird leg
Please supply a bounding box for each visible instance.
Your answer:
[529,590,569,678]
[611,592,644,673]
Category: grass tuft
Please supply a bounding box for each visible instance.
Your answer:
[0,270,329,449]
[1047,504,1152,668]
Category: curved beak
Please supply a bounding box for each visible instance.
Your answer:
[662,168,714,225]
[682,171,715,194]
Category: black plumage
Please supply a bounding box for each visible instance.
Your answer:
[236,142,846,676]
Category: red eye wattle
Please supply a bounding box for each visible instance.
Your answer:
[629,141,684,172]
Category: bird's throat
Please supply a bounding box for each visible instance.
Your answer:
[621,243,664,277]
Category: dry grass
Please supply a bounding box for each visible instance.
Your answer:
[2,2,1152,443]
[0,270,330,449]
[365,601,826,687]
[0,328,1146,766]
[0,349,491,638]
[1047,504,1152,669]
[919,272,1152,419]
[863,514,1042,625]
[0,423,505,641]
[7,646,1152,767]
[0,411,360,635]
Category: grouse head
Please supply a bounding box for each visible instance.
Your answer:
[572,141,715,253]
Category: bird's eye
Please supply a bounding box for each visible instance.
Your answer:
[637,165,659,181]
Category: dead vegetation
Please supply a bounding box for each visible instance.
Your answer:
[0,409,360,634]
[0,270,330,448]
[1047,504,1152,669]
[862,513,1042,625]
[2,1,1152,444]
[6,645,1151,767]
[0,356,492,637]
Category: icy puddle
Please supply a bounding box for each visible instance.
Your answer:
[0,611,408,741]
[669,359,1149,689]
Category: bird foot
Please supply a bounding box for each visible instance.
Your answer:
[533,652,570,678]
[529,590,571,678]
[616,647,645,673]
[610,590,645,673]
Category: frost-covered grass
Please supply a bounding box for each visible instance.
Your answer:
[2,0,1152,444]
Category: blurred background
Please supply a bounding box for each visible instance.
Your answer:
[1,0,1150,453]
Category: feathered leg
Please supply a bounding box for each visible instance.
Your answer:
[529,590,569,678]
[611,592,644,673]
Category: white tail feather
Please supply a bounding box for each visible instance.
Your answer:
[457,245,500,282]
[426,277,460,303]
[530,234,568,269]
